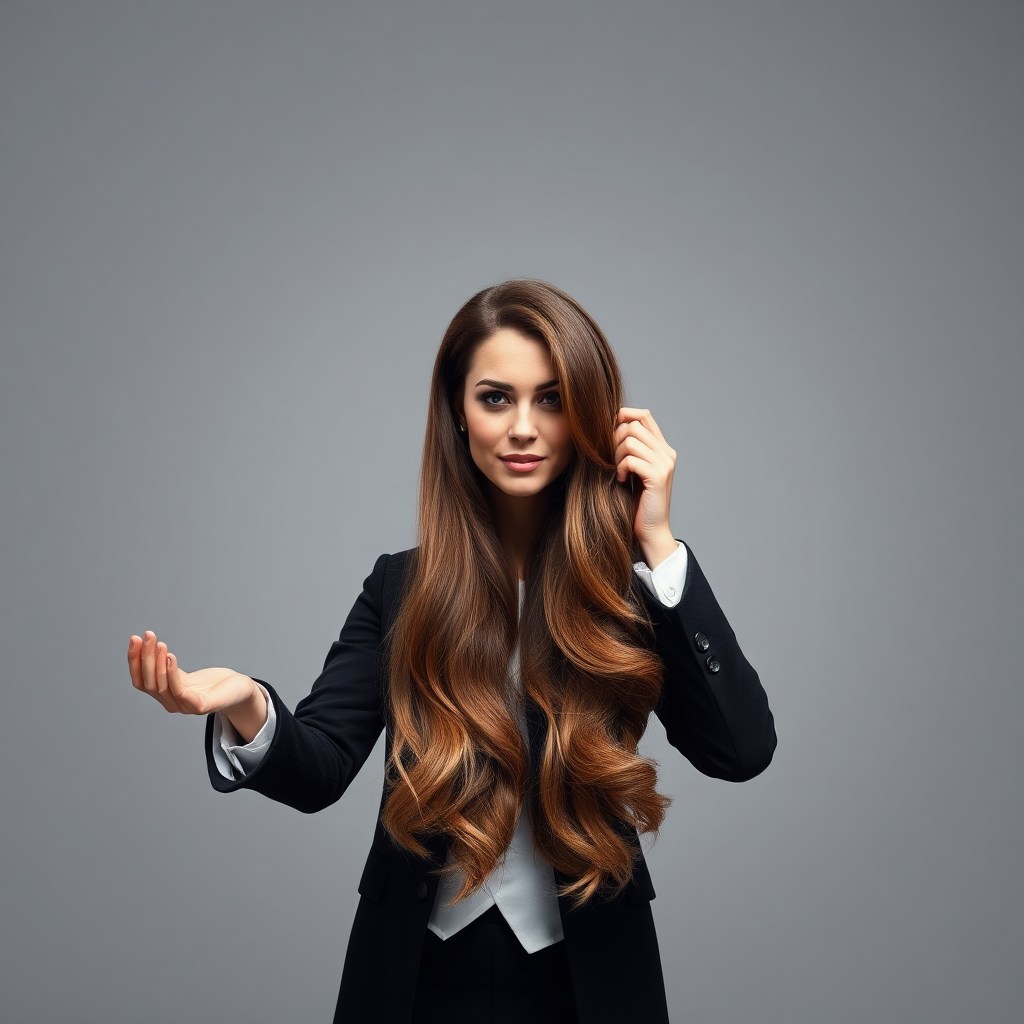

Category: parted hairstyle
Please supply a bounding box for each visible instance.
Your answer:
[382,280,670,904]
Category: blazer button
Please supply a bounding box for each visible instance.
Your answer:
[706,655,720,673]
[694,632,710,652]
[416,882,429,900]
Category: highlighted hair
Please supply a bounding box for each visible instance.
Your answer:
[383,280,669,905]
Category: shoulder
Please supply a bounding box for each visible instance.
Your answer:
[376,547,418,586]
[365,548,418,630]
[362,547,417,580]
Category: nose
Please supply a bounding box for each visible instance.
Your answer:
[508,399,538,441]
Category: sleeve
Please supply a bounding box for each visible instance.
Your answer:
[210,683,277,780]
[642,542,776,782]
[633,541,688,607]
[204,553,391,812]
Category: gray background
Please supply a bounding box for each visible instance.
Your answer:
[1,2,1021,1021]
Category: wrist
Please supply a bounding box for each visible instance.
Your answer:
[225,677,267,744]
[638,529,679,571]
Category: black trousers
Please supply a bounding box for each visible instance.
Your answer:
[411,906,580,1024]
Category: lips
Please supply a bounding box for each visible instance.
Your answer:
[500,454,546,471]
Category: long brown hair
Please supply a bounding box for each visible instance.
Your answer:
[383,280,669,904]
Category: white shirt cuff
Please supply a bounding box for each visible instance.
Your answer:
[210,683,276,780]
[633,541,688,608]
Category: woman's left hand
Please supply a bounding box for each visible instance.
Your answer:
[615,407,679,569]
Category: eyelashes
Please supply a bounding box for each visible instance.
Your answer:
[478,390,562,408]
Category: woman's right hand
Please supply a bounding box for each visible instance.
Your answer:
[127,631,268,742]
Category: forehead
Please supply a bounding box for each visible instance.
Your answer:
[467,328,555,385]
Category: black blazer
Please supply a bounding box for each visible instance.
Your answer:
[205,543,776,1024]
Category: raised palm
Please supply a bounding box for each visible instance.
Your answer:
[127,631,254,716]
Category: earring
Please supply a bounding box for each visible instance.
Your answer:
[459,424,467,433]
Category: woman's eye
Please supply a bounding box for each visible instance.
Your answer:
[539,391,561,407]
[481,391,508,406]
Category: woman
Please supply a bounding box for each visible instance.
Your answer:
[128,280,776,1024]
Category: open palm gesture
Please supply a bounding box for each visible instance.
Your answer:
[128,631,257,718]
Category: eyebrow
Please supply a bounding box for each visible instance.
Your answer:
[474,378,559,391]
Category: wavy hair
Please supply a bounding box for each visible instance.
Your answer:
[382,280,670,904]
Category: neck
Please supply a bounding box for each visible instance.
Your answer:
[487,485,549,580]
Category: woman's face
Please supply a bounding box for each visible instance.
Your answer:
[455,328,574,502]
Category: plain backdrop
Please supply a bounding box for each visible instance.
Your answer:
[1,2,1021,1022]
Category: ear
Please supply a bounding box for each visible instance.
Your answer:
[453,392,466,430]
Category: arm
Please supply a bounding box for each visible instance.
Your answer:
[641,543,776,782]
[614,407,775,781]
[203,553,390,812]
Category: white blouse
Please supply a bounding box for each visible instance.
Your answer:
[212,543,688,953]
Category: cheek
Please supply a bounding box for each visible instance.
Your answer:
[466,415,505,461]
[467,414,499,448]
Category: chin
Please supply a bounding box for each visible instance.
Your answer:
[494,467,570,500]
[495,481,548,499]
